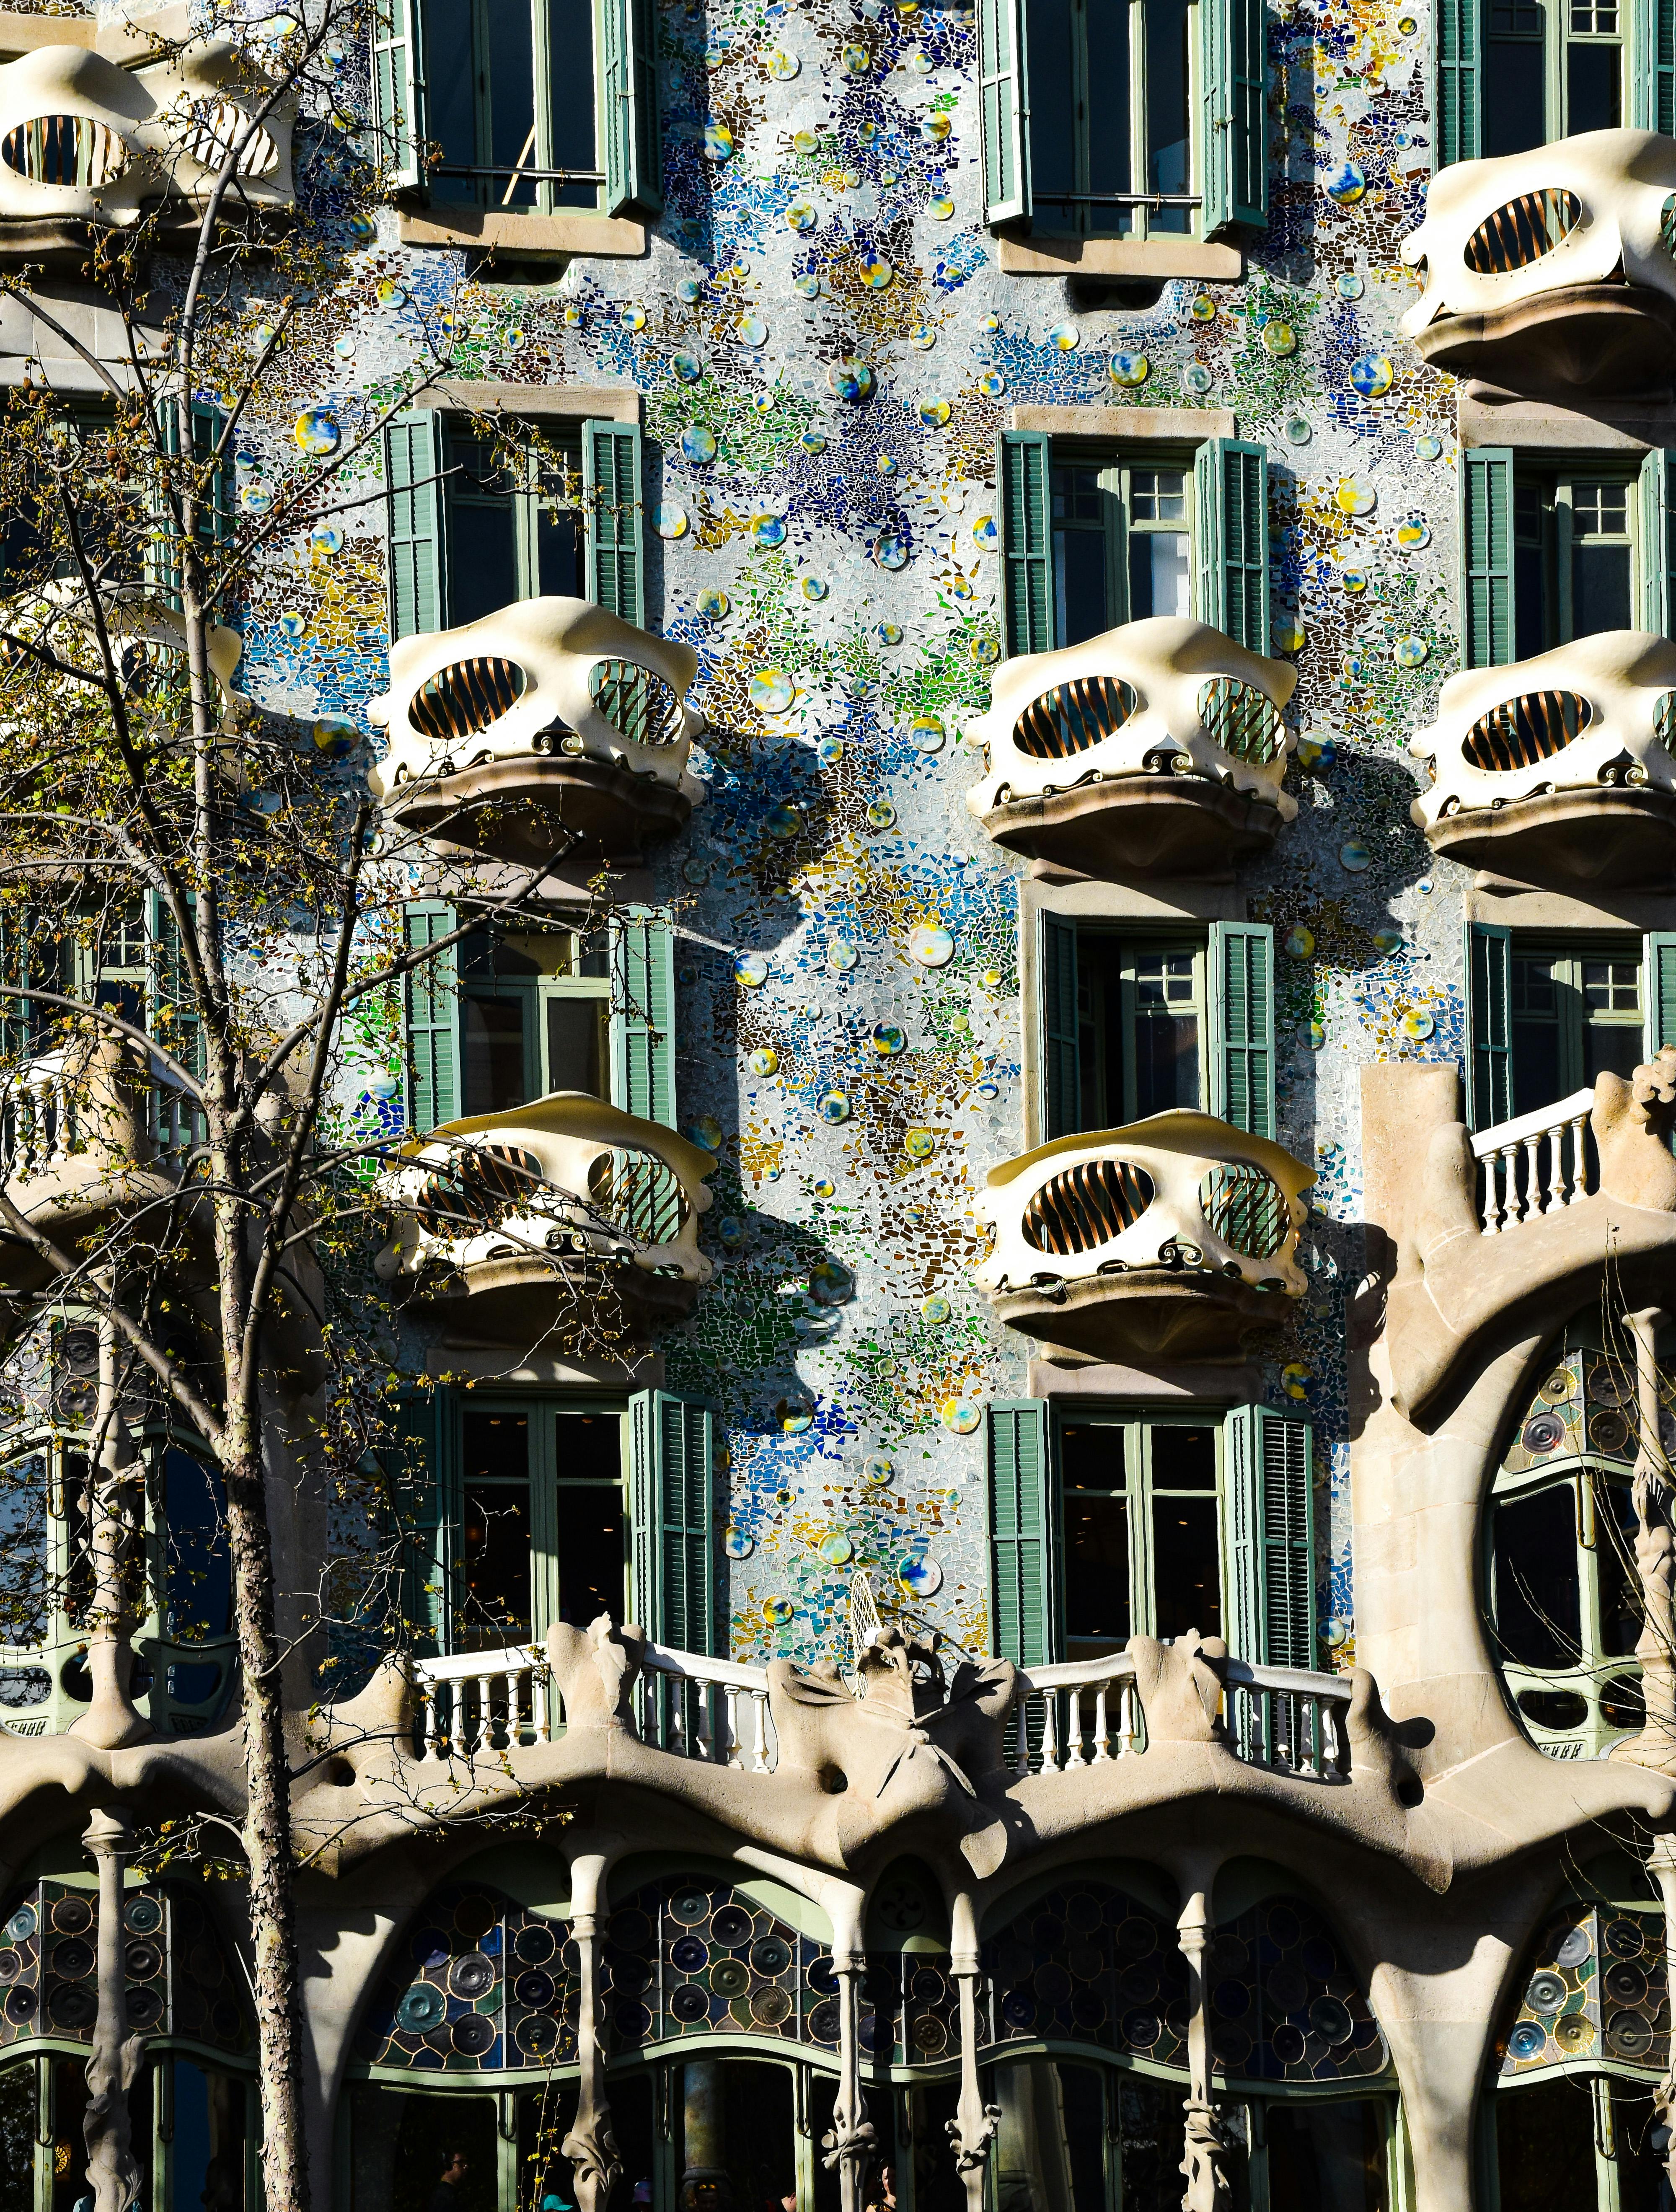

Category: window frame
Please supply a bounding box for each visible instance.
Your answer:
[441,413,585,613]
[1480,0,1626,151]
[1511,458,1640,658]
[1055,1403,1226,1655]
[1023,0,1203,242]
[1068,922,1210,1132]
[422,0,606,216]
[1049,442,1197,644]
[1508,929,1645,1115]
[459,921,613,1116]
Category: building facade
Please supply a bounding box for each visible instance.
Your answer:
[1,0,1676,2208]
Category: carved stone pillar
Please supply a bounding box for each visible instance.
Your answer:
[1177,1885,1231,2212]
[83,1807,143,2212]
[562,1850,622,2212]
[1616,1307,1676,1769]
[68,1321,148,1751]
[946,1894,998,2212]
[822,1955,876,2212]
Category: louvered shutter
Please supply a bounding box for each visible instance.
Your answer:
[0,903,30,1066]
[988,1402,1056,1665]
[1042,912,1080,1140]
[1210,922,1275,1138]
[1631,0,1676,132]
[1222,1407,1260,1662]
[609,909,675,1127]
[1201,0,1267,234]
[1639,448,1676,635]
[146,890,204,1094]
[1435,0,1479,164]
[584,419,644,627]
[1461,447,1515,670]
[1223,1406,1314,1667]
[1645,934,1676,1060]
[630,1389,715,1653]
[385,411,446,641]
[1194,440,1270,653]
[395,1387,453,1655]
[404,902,461,1133]
[602,0,662,217]
[150,400,226,607]
[978,0,1029,223]
[1000,431,1053,659]
[1464,921,1513,1133]
[189,403,231,548]
[371,0,424,188]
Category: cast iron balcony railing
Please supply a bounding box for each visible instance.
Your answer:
[1400,128,1676,391]
[369,596,705,868]
[375,1090,716,1344]
[965,616,1298,881]
[970,1111,1313,1363]
[1409,631,1676,891]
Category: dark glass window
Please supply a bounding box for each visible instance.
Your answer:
[1480,0,1621,149]
[1062,1423,1131,1651]
[1073,931,1205,1132]
[1026,0,1191,239]
[1492,1482,1581,1670]
[1510,470,1635,652]
[1510,940,1643,1119]
[425,0,599,214]
[443,422,583,627]
[554,1412,624,1626]
[1050,457,1192,649]
[460,1411,532,1647]
[1059,1416,1220,1651]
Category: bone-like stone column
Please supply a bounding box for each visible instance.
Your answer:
[1176,1883,1232,2212]
[83,1807,142,2212]
[562,1850,622,2212]
[1618,1307,1676,1769]
[946,1893,998,2212]
[822,1947,876,2212]
[69,1321,149,1750]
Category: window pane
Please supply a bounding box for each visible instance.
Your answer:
[678,2061,796,2212]
[545,997,603,1097]
[1599,1480,1642,1659]
[1567,37,1621,130]
[1133,951,1200,1115]
[489,0,538,204]
[1614,2079,1667,2212]
[1131,471,1187,524]
[1058,2066,1107,2212]
[1492,1484,1581,1670]
[165,1450,231,1640]
[556,1481,623,1626]
[1061,1420,1124,1492]
[1150,1492,1219,1640]
[1265,2103,1389,2212]
[1129,530,1190,621]
[1483,17,1547,155]
[0,2065,32,2212]
[1150,1426,1217,1492]
[1118,2077,1186,2212]
[1066,1491,1131,1644]
[463,996,528,1116]
[1086,0,1132,204]
[547,0,598,204]
[1026,0,1078,219]
[1513,483,1549,658]
[427,0,479,199]
[171,2062,247,2212]
[535,502,584,596]
[447,502,520,628]
[1572,540,1631,638]
[1495,2078,1597,2211]
[1055,524,1112,649]
[993,2063,1087,2212]
[460,1412,532,1648]
[1511,955,1562,1118]
[1144,0,1192,228]
[350,2084,499,2212]
[0,1454,47,1648]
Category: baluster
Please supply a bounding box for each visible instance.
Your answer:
[1481,1154,1500,1235]
[416,1685,435,1761]
[695,1681,715,1762]
[450,1681,468,1760]
[1092,1683,1111,1762]
[476,1672,494,1752]
[1117,1682,1137,1755]
[1544,1123,1565,1214]
[1521,1133,1540,1220]
[533,1665,549,1743]
[1310,1697,1328,1780]
[1570,1111,1590,1202]
[1067,1689,1088,1768]
[750,1689,771,1773]
[1042,1692,1062,1773]
[720,1684,739,1766]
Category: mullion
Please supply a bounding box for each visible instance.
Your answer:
[1130,0,1148,243]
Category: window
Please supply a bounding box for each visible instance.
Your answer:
[1464,923,1676,1131]
[1023,0,1194,238]
[1484,0,1622,151]
[1041,915,1275,1141]
[987,1399,1313,1669]
[387,413,643,639]
[1000,432,1268,659]
[372,0,661,218]
[458,925,610,1118]
[1495,2075,1666,2209]
[978,0,1266,236]
[1458,446,1676,669]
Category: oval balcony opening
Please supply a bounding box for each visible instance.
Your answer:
[1197,676,1286,767]
[170,99,281,178]
[1022,1158,1155,1256]
[1463,188,1582,275]
[587,657,683,748]
[409,656,529,744]
[589,1145,691,1244]
[1012,675,1140,761]
[1463,689,1593,772]
[411,1143,541,1238]
[1,114,128,187]
[1199,1160,1289,1261]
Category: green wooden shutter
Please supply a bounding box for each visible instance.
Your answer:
[1201,0,1267,234]
[385,410,447,641]
[395,1387,453,1655]
[189,403,231,549]
[602,0,662,217]
[630,1389,715,1653]
[988,1402,1056,1666]
[584,419,644,628]
[1435,0,1479,164]
[404,901,461,1133]
[371,0,424,188]
[1194,440,1270,654]
[1222,1406,1314,1667]
[1631,0,1676,131]
[1645,934,1676,1060]
[0,903,30,1065]
[1461,447,1515,670]
[1042,912,1080,1140]
[978,0,1029,223]
[1210,922,1275,1139]
[146,890,204,1088]
[1640,448,1676,635]
[1464,920,1513,1133]
[1000,431,1053,659]
[609,909,675,1128]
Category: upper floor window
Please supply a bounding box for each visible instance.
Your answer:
[372,0,661,219]
[1000,433,1268,659]
[458,924,610,1118]
[1060,1410,1223,1651]
[977,0,1267,239]
[1464,922,1673,1131]
[441,422,584,627]
[1435,0,1669,165]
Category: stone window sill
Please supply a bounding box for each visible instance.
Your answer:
[432,379,640,423]
[398,208,647,259]
[997,235,1241,279]
[1011,403,1238,440]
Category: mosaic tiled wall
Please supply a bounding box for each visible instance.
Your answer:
[140,0,1482,1669]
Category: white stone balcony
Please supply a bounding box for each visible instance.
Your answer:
[1399,129,1676,391]
[375,1090,716,1344]
[971,1111,1313,1362]
[369,596,704,869]
[965,617,1298,881]
[1409,631,1676,890]
[0,37,295,260]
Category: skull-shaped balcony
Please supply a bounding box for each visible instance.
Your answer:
[1399,129,1676,392]
[965,617,1298,881]
[0,39,295,261]
[1409,631,1676,889]
[972,1112,1313,1362]
[375,1092,716,1348]
[369,598,704,869]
